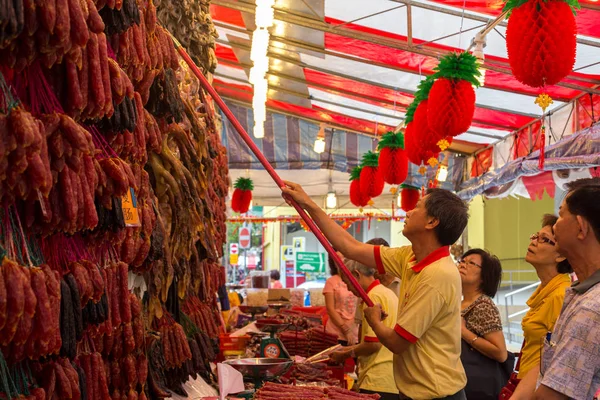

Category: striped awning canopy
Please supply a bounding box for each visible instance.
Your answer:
[211,0,600,147]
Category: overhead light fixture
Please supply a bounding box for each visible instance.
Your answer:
[397,195,402,209]
[314,137,325,154]
[472,32,486,87]
[250,0,275,139]
[314,124,326,154]
[254,123,265,139]
[326,192,337,209]
[437,165,448,182]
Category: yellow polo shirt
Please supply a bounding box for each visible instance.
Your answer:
[518,273,570,378]
[358,280,398,394]
[374,245,466,400]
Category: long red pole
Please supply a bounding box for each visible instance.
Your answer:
[173,40,374,307]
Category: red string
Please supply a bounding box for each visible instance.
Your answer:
[538,127,546,171]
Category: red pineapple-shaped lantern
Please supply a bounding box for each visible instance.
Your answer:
[412,99,442,167]
[359,151,385,198]
[505,0,577,88]
[428,52,481,139]
[403,77,443,168]
[349,166,371,208]
[378,131,409,186]
[400,185,420,212]
[231,177,253,213]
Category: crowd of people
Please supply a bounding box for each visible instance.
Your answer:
[281,178,600,400]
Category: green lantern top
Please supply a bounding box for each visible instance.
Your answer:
[378,131,405,150]
[234,177,254,191]
[433,51,482,87]
[503,0,580,15]
[349,166,363,181]
[360,151,379,168]
[405,76,435,124]
[400,184,420,191]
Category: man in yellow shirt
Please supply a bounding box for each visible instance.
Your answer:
[331,259,398,400]
[282,182,469,400]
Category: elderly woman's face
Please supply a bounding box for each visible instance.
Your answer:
[525,225,560,269]
[457,253,483,288]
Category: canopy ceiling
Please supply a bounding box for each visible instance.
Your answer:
[210,0,600,152]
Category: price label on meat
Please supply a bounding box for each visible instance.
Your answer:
[121,188,141,227]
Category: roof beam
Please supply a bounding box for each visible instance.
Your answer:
[389,0,600,53]
[214,89,482,155]
[212,0,600,93]
[215,21,573,102]
[218,56,519,131]
[214,71,505,140]
[217,38,542,120]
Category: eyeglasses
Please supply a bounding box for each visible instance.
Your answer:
[530,233,556,246]
[457,259,482,268]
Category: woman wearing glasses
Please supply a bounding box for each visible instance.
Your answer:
[509,214,573,400]
[458,248,509,399]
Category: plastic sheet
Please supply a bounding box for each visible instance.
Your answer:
[458,125,600,200]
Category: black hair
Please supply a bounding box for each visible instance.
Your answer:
[328,249,338,275]
[565,179,600,243]
[462,248,502,297]
[541,214,573,274]
[270,269,280,281]
[366,238,389,247]
[425,188,469,246]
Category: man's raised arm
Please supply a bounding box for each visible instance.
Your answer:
[281,180,376,269]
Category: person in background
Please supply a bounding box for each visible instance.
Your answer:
[323,250,358,345]
[534,179,600,400]
[330,260,398,400]
[270,269,283,289]
[458,248,509,399]
[367,238,401,297]
[355,238,397,336]
[510,214,573,400]
[282,181,468,400]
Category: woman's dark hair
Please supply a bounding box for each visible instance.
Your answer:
[270,270,280,281]
[328,249,338,275]
[366,238,389,247]
[541,214,573,274]
[425,189,469,246]
[462,248,502,297]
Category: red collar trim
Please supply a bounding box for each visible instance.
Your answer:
[366,280,381,294]
[411,246,451,273]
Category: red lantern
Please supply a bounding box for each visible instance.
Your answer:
[506,0,577,88]
[349,167,371,207]
[400,185,420,212]
[231,177,253,213]
[359,151,385,198]
[378,132,409,185]
[407,100,441,166]
[427,52,480,139]
[428,78,476,138]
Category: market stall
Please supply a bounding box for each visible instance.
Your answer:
[0,0,599,398]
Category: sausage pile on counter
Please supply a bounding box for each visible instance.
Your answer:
[0,0,228,398]
[255,383,382,400]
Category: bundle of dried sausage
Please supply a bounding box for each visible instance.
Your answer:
[0,108,52,205]
[0,0,104,71]
[22,113,99,235]
[98,0,140,35]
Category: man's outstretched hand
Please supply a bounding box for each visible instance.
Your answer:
[281,180,314,210]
